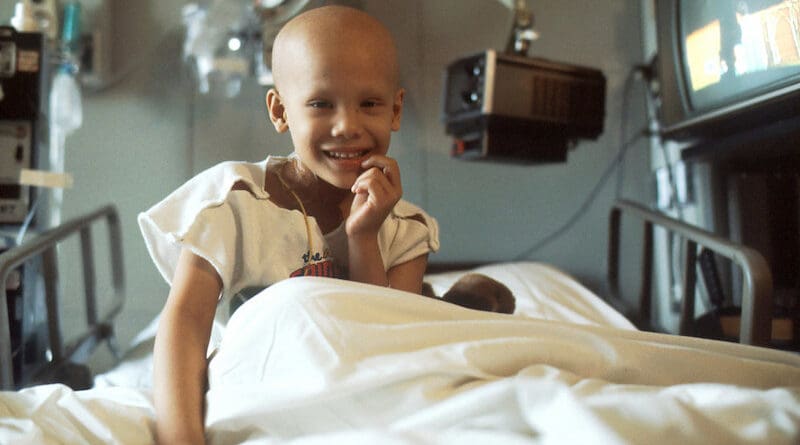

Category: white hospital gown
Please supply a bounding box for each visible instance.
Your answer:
[138,156,440,321]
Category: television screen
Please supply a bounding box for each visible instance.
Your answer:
[679,0,800,112]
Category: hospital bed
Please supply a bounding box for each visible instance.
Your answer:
[0,204,125,391]
[0,200,798,444]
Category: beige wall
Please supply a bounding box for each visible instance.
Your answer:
[4,0,650,357]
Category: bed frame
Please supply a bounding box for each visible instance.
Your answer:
[0,200,776,390]
[0,205,125,390]
[607,200,773,347]
[429,200,776,348]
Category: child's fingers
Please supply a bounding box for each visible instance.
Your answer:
[351,166,391,193]
[347,162,405,235]
[351,168,393,201]
[361,155,401,188]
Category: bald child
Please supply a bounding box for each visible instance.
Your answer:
[148,6,435,444]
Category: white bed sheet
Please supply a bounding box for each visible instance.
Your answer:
[0,262,798,445]
[95,261,635,390]
[423,262,636,330]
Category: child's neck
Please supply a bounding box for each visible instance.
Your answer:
[284,160,350,204]
[280,159,353,232]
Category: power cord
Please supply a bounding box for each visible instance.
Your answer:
[512,129,646,260]
[513,62,655,261]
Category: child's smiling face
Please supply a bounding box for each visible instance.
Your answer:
[267,7,404,190]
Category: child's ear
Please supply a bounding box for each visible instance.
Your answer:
[391,88,405,131]
[266,89,289,133]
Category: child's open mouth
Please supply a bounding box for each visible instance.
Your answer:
[324,150,370,160]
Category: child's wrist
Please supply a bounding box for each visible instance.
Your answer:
[347,231,379,248]
[345,224,381,239]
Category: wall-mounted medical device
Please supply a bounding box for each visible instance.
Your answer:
[76,0,114,90]
[442,49,606,164]
[183,0,362,96]
[0,27,50,387]
[0,27,46,224]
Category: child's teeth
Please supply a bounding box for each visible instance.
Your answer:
[330,151,364,159]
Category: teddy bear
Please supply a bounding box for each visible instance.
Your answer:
[421,273,516,314]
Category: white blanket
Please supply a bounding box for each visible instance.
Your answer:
[205,277,800,444]
[1,265,799,445]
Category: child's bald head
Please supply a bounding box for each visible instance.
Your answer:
[264,6,406,190]
[271,6,400,91]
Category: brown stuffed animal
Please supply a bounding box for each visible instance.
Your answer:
[422,273,516,314]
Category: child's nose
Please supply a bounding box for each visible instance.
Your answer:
[331,107,363,139]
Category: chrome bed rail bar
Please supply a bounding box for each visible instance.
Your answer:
[608,199,773,347]
[0,205,125,390]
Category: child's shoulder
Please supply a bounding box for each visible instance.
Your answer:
[144,158,273,217]
[391,199,439,239]
[195,159,269,188]
[380,199,440,264]
[392,199,433,222]
[179,157,282,200]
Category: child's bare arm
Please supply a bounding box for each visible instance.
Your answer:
[153,249,220,445]
[347,155,428,293]
[387,254,428,293]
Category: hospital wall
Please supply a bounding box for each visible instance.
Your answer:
[2,1,650,356]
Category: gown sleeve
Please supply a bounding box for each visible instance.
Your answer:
[379,199,440,269]
[138,160,269,300]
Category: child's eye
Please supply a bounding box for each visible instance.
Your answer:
[308,100,332,109]
[362,100,382,108]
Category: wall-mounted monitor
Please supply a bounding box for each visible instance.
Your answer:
[655,0,800,144]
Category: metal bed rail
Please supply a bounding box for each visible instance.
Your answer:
[0,204,125,390]
[607,199,773,347]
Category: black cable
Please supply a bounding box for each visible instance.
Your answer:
[639,59,687,310]
[617,63,657,199]
[513,130,646,261]
[510,62,653,261]
[615,67,637,199]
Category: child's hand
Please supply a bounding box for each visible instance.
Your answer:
[346,155,402,237]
